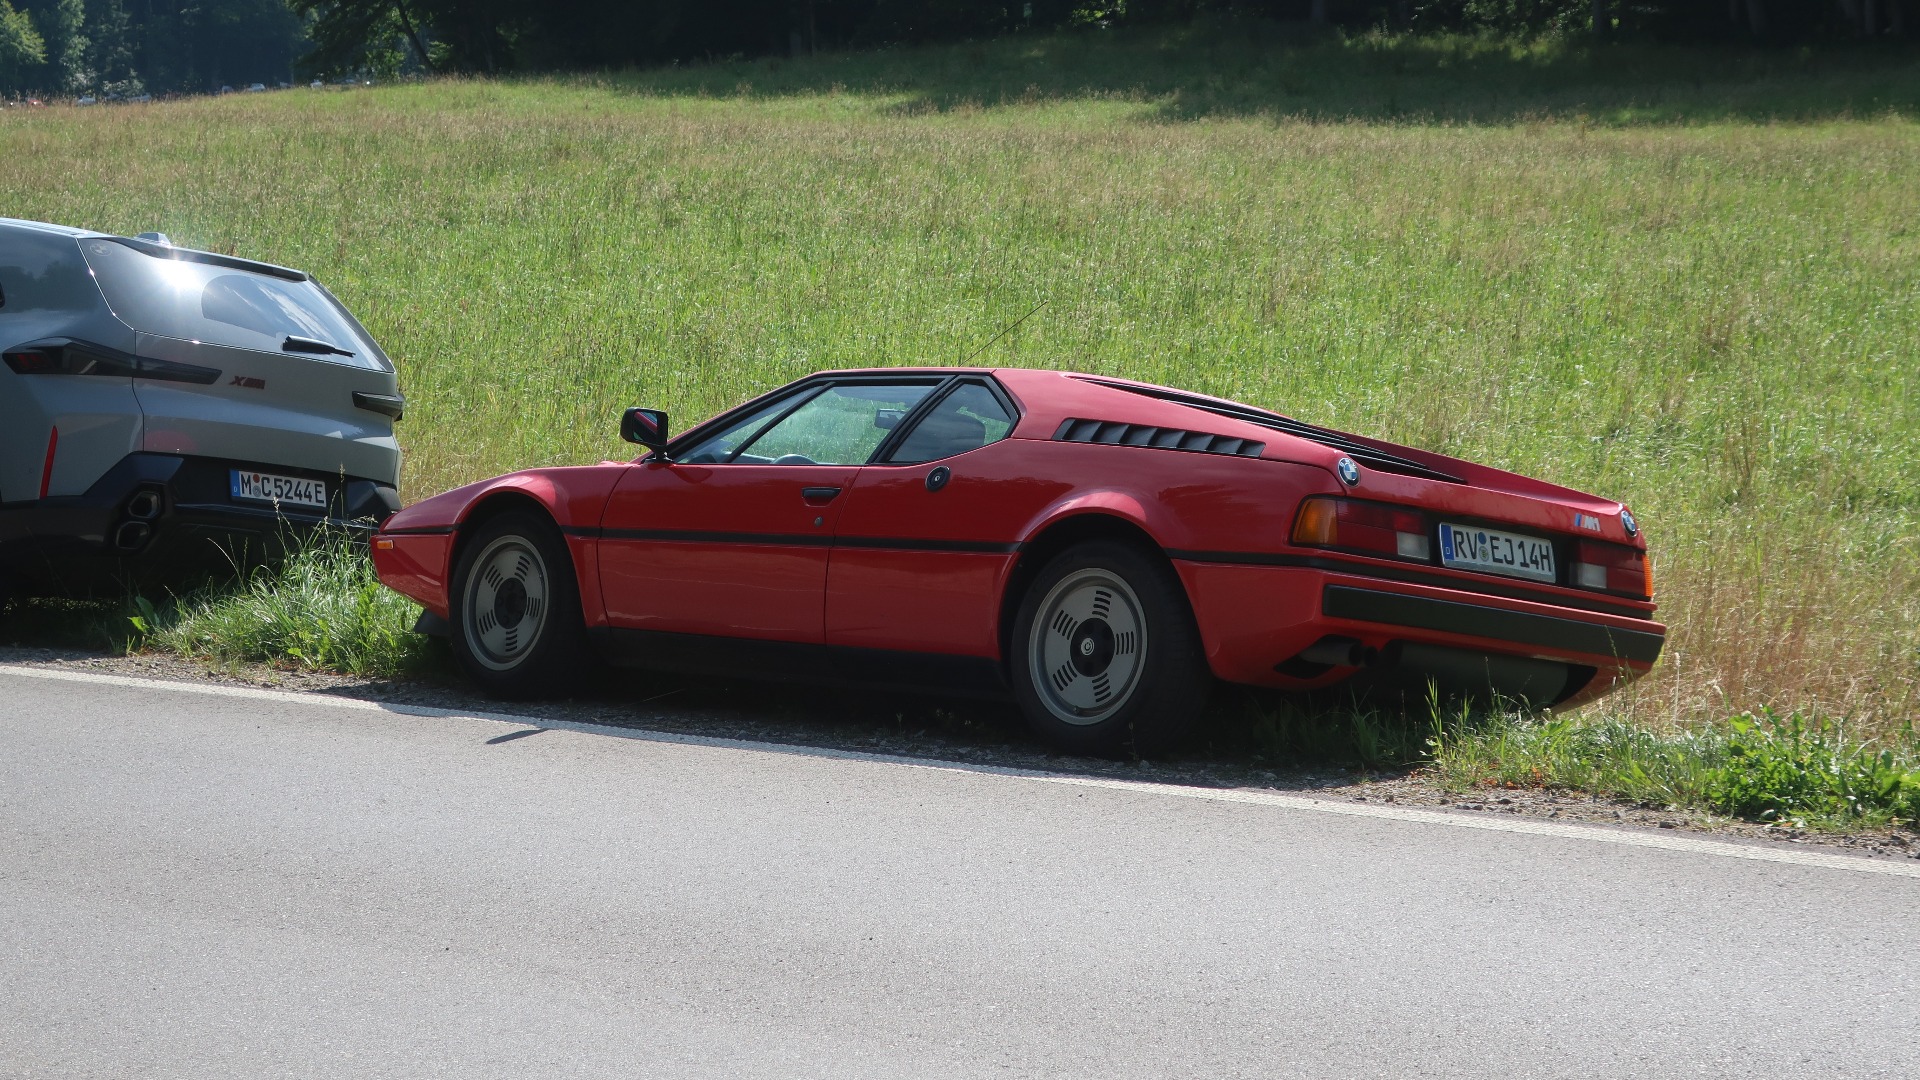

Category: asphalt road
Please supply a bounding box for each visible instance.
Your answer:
[2,667,1916,1079]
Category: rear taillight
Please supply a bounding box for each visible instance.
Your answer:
[1292,496,1432,562]
[1575,540,1652,599]
[2,340,207,382]
[4,349,61,374]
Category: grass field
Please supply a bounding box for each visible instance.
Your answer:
[3,25,1917,745]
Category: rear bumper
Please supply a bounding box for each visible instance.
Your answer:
[0,452,400,598]
[1176,559,1665,707]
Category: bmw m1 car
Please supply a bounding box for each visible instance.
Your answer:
[371,368,1663,755]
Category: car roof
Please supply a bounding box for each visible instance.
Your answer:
[805,366,999,379]
[0,217,310,282]
[0,217,104,239]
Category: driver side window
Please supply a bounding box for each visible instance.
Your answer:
[731,382,936,465]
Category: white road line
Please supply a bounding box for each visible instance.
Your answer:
[6,662,1917,880]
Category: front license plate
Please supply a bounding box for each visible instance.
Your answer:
[230,469,327,509]
[1438,522,1556,583]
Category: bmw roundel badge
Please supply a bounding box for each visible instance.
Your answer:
[1336,457,1361,486]
[1621,508,1638,536]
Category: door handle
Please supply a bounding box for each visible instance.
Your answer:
[802,486,842,504]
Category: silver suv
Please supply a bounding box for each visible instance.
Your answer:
[0,218,403,598]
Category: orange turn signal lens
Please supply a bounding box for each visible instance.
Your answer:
[373,537,395,550]
[1292,496,1339,546]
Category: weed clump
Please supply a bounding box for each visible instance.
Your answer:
[133,530,435,678]
[1431,709,1920,830]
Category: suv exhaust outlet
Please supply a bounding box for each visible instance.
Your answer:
[126,489,163,520]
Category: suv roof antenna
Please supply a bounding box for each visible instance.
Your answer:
[959,300,1047,366]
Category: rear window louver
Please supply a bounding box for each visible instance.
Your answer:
[1053,418,1265,459]
[1073,377,1464,484]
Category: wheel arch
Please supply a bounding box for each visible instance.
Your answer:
[450,490,557,569]
[997,509,1187,669]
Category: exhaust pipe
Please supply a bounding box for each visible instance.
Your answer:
[1296,636,1378,669]
[114,521,152,550]
[126,489,163,520]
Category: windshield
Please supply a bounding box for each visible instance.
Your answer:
[79,238,391,372]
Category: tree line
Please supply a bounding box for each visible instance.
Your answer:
[0,0,303,96]
[298,0,1910,75]
[2,0,1908,98]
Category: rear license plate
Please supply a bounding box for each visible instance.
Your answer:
[230,469,327,509]
[1438,522,1556,583]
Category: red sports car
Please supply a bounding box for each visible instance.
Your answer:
[372,368,1662,755]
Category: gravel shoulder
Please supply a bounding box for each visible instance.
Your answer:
[5,644,1915,865]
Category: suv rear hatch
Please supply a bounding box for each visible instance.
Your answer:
[77,236,401,508]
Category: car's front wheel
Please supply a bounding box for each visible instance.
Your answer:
[449,510,589,697]
[1009,540,1211,757]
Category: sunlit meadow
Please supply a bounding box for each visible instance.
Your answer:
[4,28,1916,733]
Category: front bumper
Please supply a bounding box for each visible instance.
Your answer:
[0,452,400,598]
[1176,558,1665,708]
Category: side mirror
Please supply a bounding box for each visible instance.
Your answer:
[621,408,670,454]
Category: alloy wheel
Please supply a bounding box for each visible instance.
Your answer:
[1027,567,1148,725]
[461,534,551,671]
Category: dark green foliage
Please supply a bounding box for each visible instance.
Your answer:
[20,0,86,91]
[290,0,1914,78]
[2,0,304,95]
[0,1,48,93]
[3,0,1907,96]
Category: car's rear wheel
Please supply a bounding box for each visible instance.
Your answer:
[449,510,589,697]
[1010,540,1210,757]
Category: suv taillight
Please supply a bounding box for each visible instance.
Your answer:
[4,348,62,374]
[1574,540,1652,599]
[2,340,212,383]
[1292,496,1432,562]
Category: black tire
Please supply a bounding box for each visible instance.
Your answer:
[1009,540,1211,758]
[448,510,591,697]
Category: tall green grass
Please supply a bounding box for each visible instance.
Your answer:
[133,533,435,678]
[1,27,1915,735]
[1214,685,1919,828]
[1429,709,1920,829]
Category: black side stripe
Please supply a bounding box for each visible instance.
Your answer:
[571,525,1020,555]
[380,525,456,536]
[1165,548,1652,620]
[594,528,833,546]
[838,536,1021,554]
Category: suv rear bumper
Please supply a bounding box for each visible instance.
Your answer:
[0,452,400,598]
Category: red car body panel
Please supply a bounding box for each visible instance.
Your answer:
[373,367,1664,705]
[599,462,860,642]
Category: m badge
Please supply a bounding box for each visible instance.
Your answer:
[230,375,266,390]
[1575,513,1602,532]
